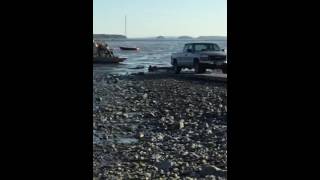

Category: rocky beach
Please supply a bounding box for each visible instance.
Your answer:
[93,71,227,179]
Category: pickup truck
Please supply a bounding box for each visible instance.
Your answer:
[171,43,227,74]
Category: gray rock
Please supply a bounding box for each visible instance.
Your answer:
[134,154,139,160]
[152,154,161,162]
[179,119,184,129]
[205,123,209,128]
[145,172,151,178]
[123,113,129,118]
[149,112,156,117]
[116,111,123,116]
[157,160,174,172]
[173,173,180,179]
[185,177,194,180]
[93,73,227,177]
[157,133,164,141]
[205,175,217,180]
[199,165,227,177]
[181,151,189,156]
[138,132,144,138]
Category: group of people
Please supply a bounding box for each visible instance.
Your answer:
[93,41,114,57]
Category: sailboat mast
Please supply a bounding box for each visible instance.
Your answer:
[125,15,127,37]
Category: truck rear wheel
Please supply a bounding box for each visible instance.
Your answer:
[194,60,205,74]
[173,59,181,74]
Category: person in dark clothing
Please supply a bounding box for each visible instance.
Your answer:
[104,43,114,57]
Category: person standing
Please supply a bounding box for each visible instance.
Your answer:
[105,43,114,57]
[97,43,104,57]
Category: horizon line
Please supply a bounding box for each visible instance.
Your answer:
[93,34,227,37]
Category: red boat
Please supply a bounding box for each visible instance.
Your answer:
[119,46,140,51]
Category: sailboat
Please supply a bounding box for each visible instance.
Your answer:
[120,15,140,51]
[119,46,140,51]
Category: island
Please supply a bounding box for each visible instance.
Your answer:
[156,36,165,39]
[178,36,193,39]
[93,34,127,40]
[197,36,227,40]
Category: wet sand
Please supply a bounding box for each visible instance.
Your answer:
[93,71,227,179]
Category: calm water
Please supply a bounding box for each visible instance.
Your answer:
[93,39,227,75]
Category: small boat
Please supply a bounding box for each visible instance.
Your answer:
[119,16,140,51]
[93,56,127,64]
[119,46,140,51]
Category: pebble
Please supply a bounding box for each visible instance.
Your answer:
[138,132,144,138]
[116,112,123,116]
[182,152,189,156]
[145,172,151,178]
[93,73,227,179]
[179,120,184,129]
[157,160,174,171]
[199,165,227,177]
[123,113,129,118]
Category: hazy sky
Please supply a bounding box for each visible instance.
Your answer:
[93,0,227,37]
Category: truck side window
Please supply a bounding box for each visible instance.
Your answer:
[195,44,207,52]
[183,45,188,52]
[213,44,221,51]
[184,45,192,52]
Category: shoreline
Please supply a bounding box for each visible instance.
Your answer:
[93,72,227,179]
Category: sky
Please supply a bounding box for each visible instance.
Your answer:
[93,0,227,38]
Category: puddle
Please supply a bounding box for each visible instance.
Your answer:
[107,137,139,144]
[117,138,139,144]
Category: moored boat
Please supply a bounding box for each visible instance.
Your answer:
[119,46,140,51]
